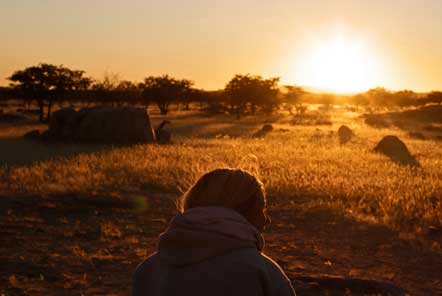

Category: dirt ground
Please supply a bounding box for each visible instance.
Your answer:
[1,107,442,295]
[1,193,441,296]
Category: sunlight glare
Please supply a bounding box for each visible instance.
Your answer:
[299,35,381,93]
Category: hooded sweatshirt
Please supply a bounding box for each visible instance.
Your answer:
[133,207,295,296]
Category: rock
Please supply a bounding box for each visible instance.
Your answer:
[253,124,273,138]
[46,107,156,144]
[23,130,40,140]
[155,120,172,144]
[338,125,353,144]
[49,108,77,140]
[374,135,419,166]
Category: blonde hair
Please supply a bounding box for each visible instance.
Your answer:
[179,168,265,213]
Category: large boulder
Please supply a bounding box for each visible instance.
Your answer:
[374,135,419,166]
[338,125,353,144]
[46,107,156,144]
[49,108,77,139]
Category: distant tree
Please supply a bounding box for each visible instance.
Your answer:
[8,63,91,122]
[0,87,15,102]
[91,72,120,106]
[179,88,205,110]
[201,90,226,114]
[392,90,418,107]
[140,75,193,114]
[114,80,141,106]
[224,74,280,118]
[256,77,280,114]
[138,81,151,108]
[224,74,250,116]
[365,87,393,107]
[426,91,442,105]
[349,93,369,108]
[283,85,305,115]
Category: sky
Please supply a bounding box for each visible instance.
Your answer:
[1,0,442,92]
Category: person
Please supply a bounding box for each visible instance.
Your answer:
[133,168,296,296]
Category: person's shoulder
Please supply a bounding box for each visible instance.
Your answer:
[260,253,289,277]
[259,253,296,295]
[133,252,159,279]
[226,250,292,285]
[132,253,160,296]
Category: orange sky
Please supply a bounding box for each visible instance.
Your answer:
[1,0,442,92]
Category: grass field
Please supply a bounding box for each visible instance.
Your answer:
[1,107,441,233]
[1,105,442,295]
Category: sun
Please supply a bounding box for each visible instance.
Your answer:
[298,36,381,93]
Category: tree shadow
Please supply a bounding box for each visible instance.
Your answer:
[0,137,110,166]
[162,115,280,139]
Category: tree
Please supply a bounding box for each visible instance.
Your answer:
[224,74,280,118]
[91,72,120,106]
[349,93,369,108]
[282,85,305,115]
[114,80,141,106]
[8,63,91,122]
[140,75,193,114]
[365,87,393,107]
[426,91,442,105]
[392,90,417,107]
[0,87,16,102]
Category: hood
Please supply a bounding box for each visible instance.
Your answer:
[158,207,264,266]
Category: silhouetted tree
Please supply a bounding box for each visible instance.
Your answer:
[225,74,280,118]
[140,75,193,114]
[283,85,305,114]
[8,63,91,122]
[202,90,227,114]
[180,88,203,110]
[0,87,16,102]
[114,80,141,106]
[365,87,393,107]
[349,93,369,108]
[426,91,442,105]
[91,72,120,106]
[392,90,418,106]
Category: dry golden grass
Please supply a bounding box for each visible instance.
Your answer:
[0,108,441,233]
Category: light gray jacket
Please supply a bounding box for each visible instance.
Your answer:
[133,207,295,296]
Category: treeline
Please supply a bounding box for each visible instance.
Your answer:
[1,63,441,122]
[347,88,442,108]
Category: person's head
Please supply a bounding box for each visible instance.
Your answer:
[179,168,270,232]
